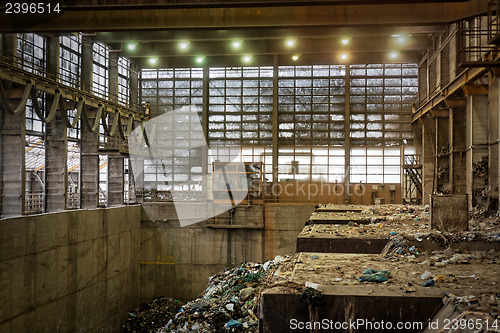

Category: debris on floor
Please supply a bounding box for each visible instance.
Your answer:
[472,155,489,178]
[123,297,183,333]
[126,256,288,332]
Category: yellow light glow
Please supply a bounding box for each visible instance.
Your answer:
[341,38,349,45]
[286,39,296,47]
[232,40,242,49]
[389,51,399,59]
[242,54,252,63]
[149,57,158,64]
[179,41,190,50]
[292,54,300,61]
[339,53,348,61]
[127,43,137,50]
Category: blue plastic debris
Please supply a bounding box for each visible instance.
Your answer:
[226,319,243,328]
[423,279,435,287]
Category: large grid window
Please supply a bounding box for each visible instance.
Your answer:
[278,65,346,146]
[278,147,345,182]
[25,94,44,133]
[208,67,273,146]
[349,64,418,146]
[92,42,109,98]
[59,34,82,88]
[350,147,402,183]
[118,57,130,106]
[17,33,46,76]
[141,68,203,116]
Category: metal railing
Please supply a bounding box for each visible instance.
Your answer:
[25,193,44,214]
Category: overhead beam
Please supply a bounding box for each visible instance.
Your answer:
[444,98,466,107]
[93,27,444,43]
[412,65,489,122]
[0,0,487,32]
[136,51,420,68]
[462,84,488,95]
[114,37,431,59]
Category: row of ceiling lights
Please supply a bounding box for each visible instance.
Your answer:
[126,35,410,65]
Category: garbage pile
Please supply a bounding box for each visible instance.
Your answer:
[472,155,488,178]
[443,292,500,321]
[123,297,183,333]
[437,144,449,157]
[152,256,285,333]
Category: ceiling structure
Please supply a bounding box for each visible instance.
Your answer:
[0,0,489,68]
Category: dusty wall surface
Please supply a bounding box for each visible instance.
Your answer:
[0,205,141,333]
[140,202,315,301]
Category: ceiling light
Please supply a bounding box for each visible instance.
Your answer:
[286,39,296,47]
[339,53,349,61]
[292,54,300,61]
[395,35,407,44]
[389,51,399,59]
[195,56,205,64]
[341,38,350,45]
[242,54,252,63]
[232,40,242,49]
[149,57,158,65]
[179,41,190,50]
[127,43,137,50]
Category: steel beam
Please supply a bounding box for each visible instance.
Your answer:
[0,1,487,32]
[412,66,489,122]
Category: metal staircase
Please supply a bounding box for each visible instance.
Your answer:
[403,154,422,204]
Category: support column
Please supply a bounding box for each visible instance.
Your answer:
[202,65,209,201]
[451,107,467,194]
[107,155,124,206]
[106,52,124,206]
[0,109,25,217]
[1,34,17,60]
[465,94,489,210]
[45,36,68,212]
[0,34,26,216]
[422,116,435,205]
[272,55,278,186]
[344,65,351,204]
[488,75,499,211]
[130,62,139,109]
[80,36,99,208]
[109,52,119,102]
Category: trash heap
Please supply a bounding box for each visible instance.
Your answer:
[123,297,183,333]
[472,155,489,178]
[154,256,286,333]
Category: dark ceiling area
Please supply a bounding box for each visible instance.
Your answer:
[0,0,488,68]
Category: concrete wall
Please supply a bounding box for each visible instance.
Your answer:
[0,205,141,333]
[140,202,315,301]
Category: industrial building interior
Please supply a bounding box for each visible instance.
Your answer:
[0,0,499,332]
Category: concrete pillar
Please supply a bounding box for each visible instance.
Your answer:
[272,55,278,185]
[130,62,139,109]
[450,107,467,194]
[422,116,435,205]
[109,52,119,103]
[488,75,499,211]
[465,94,489,210]
[1,104,26,217]
[80,35,99,208]
[344,65,351,204]
[81,36,93,93]
[107,155,124,206]
[44,36,68,212]
[1,34,17,60]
